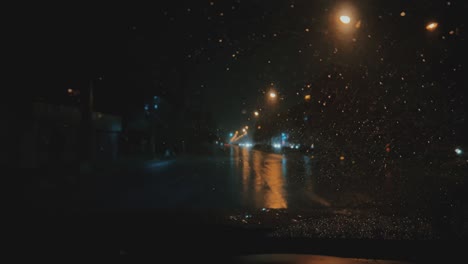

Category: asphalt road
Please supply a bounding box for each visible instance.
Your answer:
[82,146,413,213]
[20,145,466,239]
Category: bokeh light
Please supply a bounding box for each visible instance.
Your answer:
[426,22,438,31]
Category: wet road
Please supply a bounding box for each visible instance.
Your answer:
[51,145,465,238]
[21,144,465,240]
[89,146,407,212]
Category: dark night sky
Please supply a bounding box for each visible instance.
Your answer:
[14,0,465,133]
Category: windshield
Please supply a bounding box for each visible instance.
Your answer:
[11,0,466,244]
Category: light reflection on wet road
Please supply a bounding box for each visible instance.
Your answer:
[240,148,288,209]
[105,146,339,210]
[86,144,466,237]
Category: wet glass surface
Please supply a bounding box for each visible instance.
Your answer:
[12,1,466,243]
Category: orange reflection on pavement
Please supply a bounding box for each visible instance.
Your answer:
[258,152,287,209]
[252,150,265,207]
[235,148,288,209]
[241,147,251,200]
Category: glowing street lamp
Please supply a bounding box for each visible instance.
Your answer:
[269,92,277,99]
[426,22,438,31]
[254,111,259,117]
[339,15,351,24]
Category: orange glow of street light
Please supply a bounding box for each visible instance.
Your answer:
[355,20,361,29]
[269,92,277,98]
[304,95,311,101]
[254,111,259,117]
[426,22,438,31]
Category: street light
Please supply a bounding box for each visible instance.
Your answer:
[269,92,277,99]
[339,15,351,24]
[426,22,438,31]
[254,111,259,117]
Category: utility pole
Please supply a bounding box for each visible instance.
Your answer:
[80,79,95,165]
[88,79,94,114]
[145,96,161,159]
